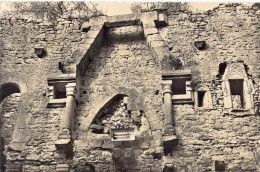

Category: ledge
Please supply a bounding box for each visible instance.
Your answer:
[55,139,72,151]
[162,69,191,80]
[229,109,255,116]
[162,135,177,142]
[47,74,76,84]
[47,99,66,108]
[172,94,194,104]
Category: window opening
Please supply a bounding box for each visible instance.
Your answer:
[197,91,206,107]
[215,161,225,172]
[218,62,227,76]
[229,79,244,109]
[172,79,187,95]
[53,83,66,99]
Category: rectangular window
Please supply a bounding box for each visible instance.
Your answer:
[229,79,244,109]
[172,78,187,95]
[53,83,66,99]
[197,91,206,107]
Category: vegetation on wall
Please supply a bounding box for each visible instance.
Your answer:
[2,2,104,23]
[130,2,190,14]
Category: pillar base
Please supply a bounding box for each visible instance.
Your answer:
[55,129,72,150]
[162,135,177,143]
[163,124,176,137]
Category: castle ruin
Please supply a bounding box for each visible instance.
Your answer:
[0,3,259,172]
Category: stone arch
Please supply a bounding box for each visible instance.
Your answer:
[0,82,22,171]
[0,83,21,103]
[0,77,27,94]
[86,93,130,132]
[85,87,161,132]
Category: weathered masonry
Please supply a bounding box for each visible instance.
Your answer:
[0,3,259,172]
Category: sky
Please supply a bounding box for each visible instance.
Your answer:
[95,1,255,16]
[0,1,256,17]
[99,2,221,16]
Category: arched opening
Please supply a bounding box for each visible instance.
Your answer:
[0,83,20,104]
[0,83,21,171]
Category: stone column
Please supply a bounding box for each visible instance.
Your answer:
[55,83,76,147]
[162,80,176,139]
[61,83,76,130]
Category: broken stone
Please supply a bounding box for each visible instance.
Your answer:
[90,124,103,133]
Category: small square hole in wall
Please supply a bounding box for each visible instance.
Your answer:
[215,161,225,172]
[172,78,187,95]
[198,91,206,107]
[53,83,66,99]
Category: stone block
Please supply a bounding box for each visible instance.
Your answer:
[77,130,87,140]
[12,129,27,142]
[124,148,133,159]
[102,138,115,149]
[112,148,121,160]
[5,162,22,172]
[56,164,69,172]
[150,120,162,131]
[150,41,167,48]
[147,34,162,43]
[88,137,103,148]
[90,124,103,133]
[86,30,101,39]
[144,28,158,37]
[9,142,26,151]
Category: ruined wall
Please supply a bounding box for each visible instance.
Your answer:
[0,3,259,172]
[0,17,87,171]
[0,93,20,171]
[158,3,260,171]
[73,25,164,171]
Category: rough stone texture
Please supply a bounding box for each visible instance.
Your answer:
[0,3,259,172]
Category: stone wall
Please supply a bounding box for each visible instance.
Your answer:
[73,25,164,171]
[0,3,259,172]
[0,93,20,171]
[0,17,85,171]
[157,3,260,171]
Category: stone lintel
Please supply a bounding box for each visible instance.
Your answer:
[162,69,192,79]
[47,74,76,85]
[105,20,139,28]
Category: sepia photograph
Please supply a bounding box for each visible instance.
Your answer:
[0,1,259,171]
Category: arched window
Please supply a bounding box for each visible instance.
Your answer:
[0,83,20,104]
